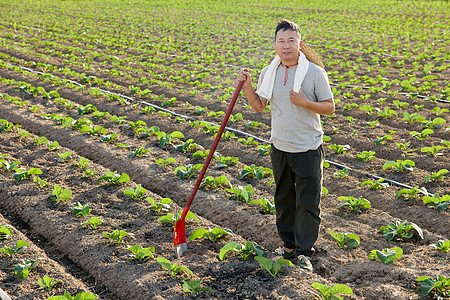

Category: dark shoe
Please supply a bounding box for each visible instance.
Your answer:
[297,255,313,271]
[276,247,296,259]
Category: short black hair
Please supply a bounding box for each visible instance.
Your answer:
[274,19,301,41]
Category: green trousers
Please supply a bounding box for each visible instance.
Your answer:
[270,144,324,257]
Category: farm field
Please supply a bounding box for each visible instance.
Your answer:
[0,0,449,299]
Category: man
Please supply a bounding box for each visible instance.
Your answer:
[237,19,334,271]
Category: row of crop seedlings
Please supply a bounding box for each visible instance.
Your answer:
[1,116,449,298]
[0,69,449,213]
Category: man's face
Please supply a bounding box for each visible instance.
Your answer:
[274,29,301,63]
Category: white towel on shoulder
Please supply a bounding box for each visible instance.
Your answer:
[255,52,309,100]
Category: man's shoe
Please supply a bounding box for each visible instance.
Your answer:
[297,255,313,271]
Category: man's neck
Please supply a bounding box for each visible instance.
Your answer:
[280,58,298,67]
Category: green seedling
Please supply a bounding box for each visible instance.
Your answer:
[402,112,426,124]
[38,275,62,291]
[216,156,239,168]
[217,130,236,141]
[396,186,427,200]
[189,227,233,242]
[182,280,214,297]
[0,240,29,258]
[155,157,176,167]
[393,100,409,109]
[73,157,90,168]
[0,226,13,240]
[47,141,60,151]
[200,175,231,190]
[79,125,107,136]
[155,131,184,147]
[422,194,450,211]
[421,145,445,157]
[0,159,21,172]
[380,220,423,241]
[361,178,389,190]
[158,211,199,227]
[33,177,50,189]
[246,120,264,128]
[161,97,177,107]
[356,150,375,161]
[147,197,173,212]
[424,169,448,183]
[47,291,98,299]
[383,160,415,172]
[14,258,41,279]
[55,151,72,163]
[240,165,273,180]
[129,146,151,158]
[248,198,276,214]
[135,126,160,138]
[82,217,104,230]
[126,245,155,262]
[310,282,354,300]
[226,185,255,203]
[207,111,225,118]
[100,133,120,143]
[395,141,417,156]
[93,111,110,119]
[368,247,403,265]
[71,202,91,217]
[14,168,43,181]
[410,128,434,140]
[415,275,450,298]
[96,171,130,185]
[175,164,203,179]
[257,144,271,156]
[18,129,30,138]
[156,257,193,277]
[0,120,14,133]
[111,115,127,124]
[431,107,449,116]
[373,134,392,145]
[238,137,258,147]
[176,139,201,153]
[377,106,397,119]
[34,136,48,145]
[337,196,371,213]
[366,119,380,128]
[254,256,293,278]
[103,229,133,244]
[229,113,243,122]
[422,117,446,129]
[328,144,350,154]
[429,240,450,253]
[124,120,147,131]
[77,104,97,115]
[83,169,96,177]
[334,168,349,179]
[51,184,72,202]
[192,149,219,160]
[141,106,156,115]
[219,241,266,260]
[124,184,147,201]
[328,229,360,249]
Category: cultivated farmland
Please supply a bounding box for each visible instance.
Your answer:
[0,0,449,299]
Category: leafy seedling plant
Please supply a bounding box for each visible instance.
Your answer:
[226,185,255,203]
[396,186,427,201]
[124,184,147,201]
[71,202,91,217]
[38,275,62,291]
[192,149,219,160]
[155,157,176,167]
[429,240,450,253]
[183,280,214,296]
[156,257,193,277]
[15,258,41,278]
[126,245,155,262]
[383,160,415,172]
[51,184,72,202]
[14,168,43,181]
[147,197,173,212]
[328,144,350,154]
[82,217,104,230]
[0,225,13,240]
[176,138,201,153]
[361,178,389,190]
[334,168,349,179]
[47,291,98,300]
[368,247,403,265]
[155,131,184,147]
[356,150,376,161]
[249,198,276,214]
[200,175,231,190]
[422,194,450,211]
[189,227,233,242]
[72,157,89,168]
[219,241,266,260]
[310,282,354,300]
[240,164,273,180]
[254,256,293,278]
[424,169,448,183]
[257,144,271,156]
[103,229,133,244]
[129,146,151,158]
[47,141,60,151]
[0,240,29,258]
[33,177,50,188]
[415,275,450,299]
[96,171,130,185]
[158,211,199,227]
[328,229,360,249]
[216,156,239,169]
[175,164,203,179]
[337,196,371,213]
[380,220,424,241]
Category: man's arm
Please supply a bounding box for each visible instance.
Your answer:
[289,89,335,116]
[237,69,268,112]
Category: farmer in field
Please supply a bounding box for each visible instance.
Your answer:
[237,19,334,271]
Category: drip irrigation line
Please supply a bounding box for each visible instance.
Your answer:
[7,62,441,194]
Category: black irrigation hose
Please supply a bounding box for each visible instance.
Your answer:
[7,62,442,194]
